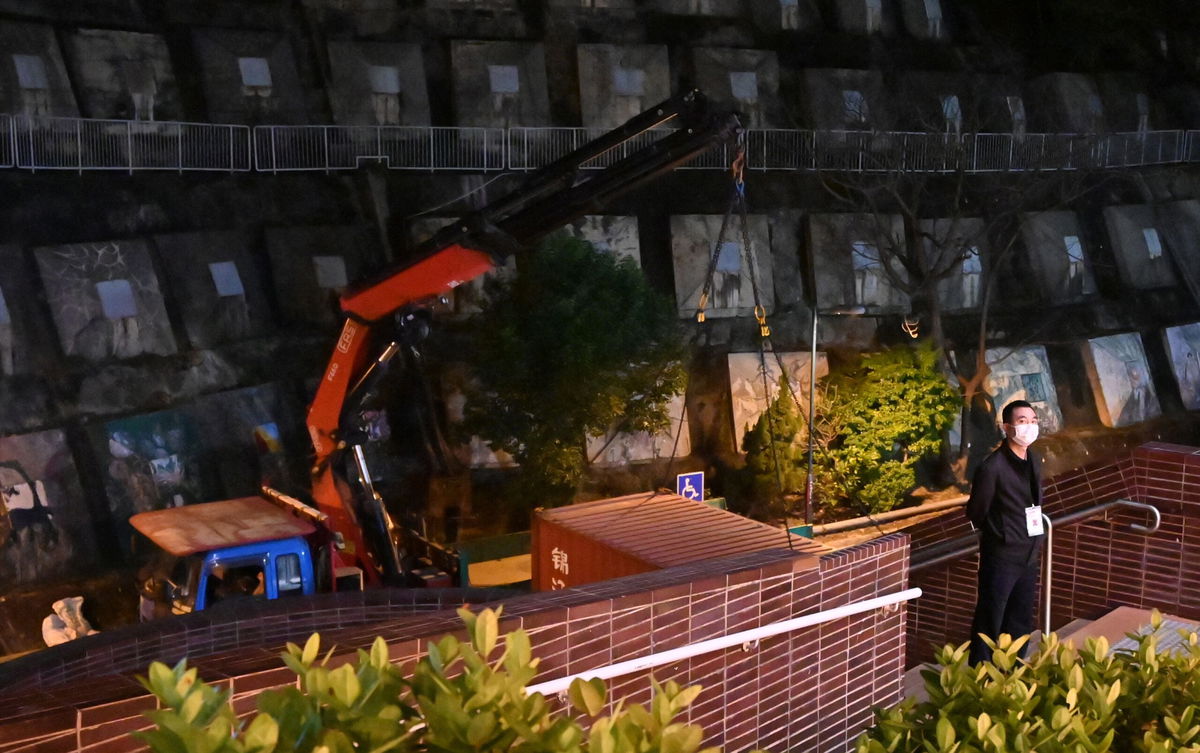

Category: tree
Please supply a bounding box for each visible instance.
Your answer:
[737,373,809,520]
[461,234,687,508]
[817,343,959,514]
[818,139,1111,483]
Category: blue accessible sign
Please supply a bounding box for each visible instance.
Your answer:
[676,471,704,501]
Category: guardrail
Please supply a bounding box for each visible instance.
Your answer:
[253,124,506,172]
[12,116,252,172]
[3,115,1200,175]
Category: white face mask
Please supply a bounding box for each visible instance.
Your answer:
[1011,423,1039,447]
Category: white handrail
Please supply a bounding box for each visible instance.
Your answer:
[525,586,921,696]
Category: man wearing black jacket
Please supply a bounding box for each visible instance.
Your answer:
[965,399,1045,665]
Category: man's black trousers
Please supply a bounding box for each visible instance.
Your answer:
[968,543,1040,666]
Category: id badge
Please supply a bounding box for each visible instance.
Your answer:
[1025,505,1044,537]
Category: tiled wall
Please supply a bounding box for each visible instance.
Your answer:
[0,536,910,753]
[907,442,1200,666]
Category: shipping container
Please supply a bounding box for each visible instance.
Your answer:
[532,492,827,590]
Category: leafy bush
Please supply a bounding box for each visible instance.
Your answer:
[857,612,1200,753]
[819,343,958,514]
[135,607,720,753]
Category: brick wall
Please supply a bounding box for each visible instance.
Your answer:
[0,536,910,753]
[906,442,1200,667]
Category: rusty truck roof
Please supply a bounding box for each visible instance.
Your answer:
[129,496,316,557]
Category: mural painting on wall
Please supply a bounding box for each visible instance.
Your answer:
[586,393,691,467]
[188,383,302,497]
[561,216,642,266]
[727,351,827,453]
[97,409,207,556]
[410,217,516,317]
[0,429,96,587]
[442,363,517,469]
[1083,333,1162,427]
[983,346,1064,434]
[671,215,774,319]
[1164,322,1200,410]
[34,240,177,361]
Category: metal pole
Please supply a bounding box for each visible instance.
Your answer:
[805,307,818,528]
[1041,512,1052,637]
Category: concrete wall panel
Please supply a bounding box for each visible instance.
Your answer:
[727,351,825,452]
[451,41,549,127]
[192,28,311,124]
[671,214,774,319]
[808,213,908,313]
[561,215,641,265]
[982,345,1064,434]
[0,21,78,116]
[327,41,430,126]
[577,45,669,129]
[1164,323,1200,411]
[64,29,181,121]
[925,217,987,312]
[1082,332,1162,427]
[0,245,57,377]
[1027,73,1105,133]
[1019,211,1097,303]
[586,393,690,466]
[34,239,177,361]
[1102,205,1177,290]
[94,407,209,555]
[691,48,781,128]
[799,69,888,130]
[0,429,96,587]
[264,225,374,327]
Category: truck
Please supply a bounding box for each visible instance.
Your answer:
[132,90,743,614]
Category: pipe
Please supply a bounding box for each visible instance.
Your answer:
[525,587,922,697]
[813,496,968,536]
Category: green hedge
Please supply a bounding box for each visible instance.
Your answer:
[133,607,728,753]
[857,613,1200,753]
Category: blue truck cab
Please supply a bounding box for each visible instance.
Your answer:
[130,496,319,616]
[194,535,316,610]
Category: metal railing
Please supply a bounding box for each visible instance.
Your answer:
[910,497,1162,637]
[3,114,1200,175]
[525,587,922,696]
[505,126,730,170]
[12,116,252,172]
[253,124,506,172]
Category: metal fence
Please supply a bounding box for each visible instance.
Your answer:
[3,114,1200,175]
[11,116,252,172]
[506,126,734,171]
[253,125,506,172]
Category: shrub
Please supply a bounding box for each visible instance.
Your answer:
[856,612,1200,753]
[135,607,721,753]
[820,343,958,514]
